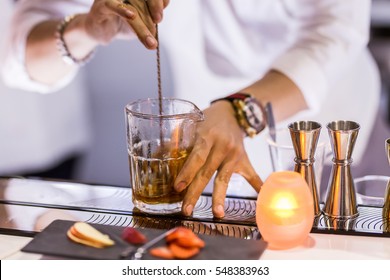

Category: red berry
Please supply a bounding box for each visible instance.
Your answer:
[122,227,147,245]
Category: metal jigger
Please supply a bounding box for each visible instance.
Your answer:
[288,121,322,217]
[323,120,360,219]
[383,138,390,222]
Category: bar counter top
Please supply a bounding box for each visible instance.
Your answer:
[1,177,390,260]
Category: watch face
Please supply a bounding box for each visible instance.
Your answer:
[244,98,265,132]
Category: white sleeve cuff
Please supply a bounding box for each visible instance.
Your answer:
[1,7,79,94]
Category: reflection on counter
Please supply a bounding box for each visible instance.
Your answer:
[1,177,390,239]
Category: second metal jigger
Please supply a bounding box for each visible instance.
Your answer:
[288,121,322,217]
[323,120,360,219]
[383,138,390,220]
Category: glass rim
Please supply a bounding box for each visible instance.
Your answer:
[354,175,389,205]
[266,128,327,150]
[354,175,390,184]
[326,120,360,132]
[125,98,203,120]
[287,120,322,132]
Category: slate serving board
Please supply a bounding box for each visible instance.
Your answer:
[22,220,267,260]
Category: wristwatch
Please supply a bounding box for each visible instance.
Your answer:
[212,93,267,138]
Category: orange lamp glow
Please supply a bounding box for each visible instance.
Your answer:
[256,171,314,250]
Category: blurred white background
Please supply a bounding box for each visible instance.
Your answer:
[1,1,390,190]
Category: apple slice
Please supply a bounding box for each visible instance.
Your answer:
[67,229,105,249]
[69,222,115,247]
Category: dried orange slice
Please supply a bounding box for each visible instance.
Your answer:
[168,242,200,259]
[149,227,204,259]
[166,227,205,248]
[149,246,175,259]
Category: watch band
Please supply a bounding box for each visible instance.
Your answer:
[211,93,251,104]
[211,93,267,137]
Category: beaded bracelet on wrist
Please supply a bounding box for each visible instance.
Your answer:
[55,14,95,66]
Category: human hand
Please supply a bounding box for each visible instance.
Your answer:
[174,101,263,218]
[85,0,169,49]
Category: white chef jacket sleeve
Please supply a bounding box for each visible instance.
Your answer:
[1,0,91,94]
[270,0,371,113]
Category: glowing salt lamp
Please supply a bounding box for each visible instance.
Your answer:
[256,171,314,250]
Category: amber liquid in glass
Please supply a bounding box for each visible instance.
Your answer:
[129,144,190,205]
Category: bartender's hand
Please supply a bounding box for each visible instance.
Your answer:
[174,101,263,218]
[85,0,169,48]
